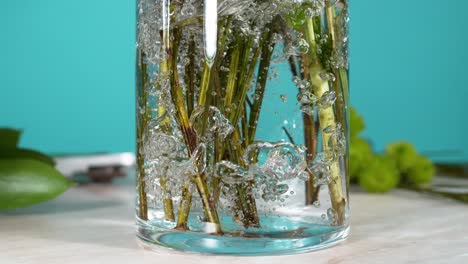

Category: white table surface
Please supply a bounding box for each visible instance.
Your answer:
[1,182,467,264]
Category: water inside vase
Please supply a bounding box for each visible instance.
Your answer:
[136,0,349,255]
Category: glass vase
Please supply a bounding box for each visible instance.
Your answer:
[135,0,349,255]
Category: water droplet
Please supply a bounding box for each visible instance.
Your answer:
[323,125,337,134]
[284,38,309,56]
[318,91,337,108]
[304,7,321,18]
[319,72,336,82]
[293,77,311,90]
[262,192,275,202]
[273,184,289,195]
[298,171,310,181]
[300,104,315,116]
[308,152,334,187]
[327,208,338,224]
[297,91,318,105]
[280,94,287,103]
[180,3,196,17]
[220,66,230,72]
[328,124,347,157]
[313,201,321,208]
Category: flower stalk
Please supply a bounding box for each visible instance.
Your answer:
[303,17,346,224]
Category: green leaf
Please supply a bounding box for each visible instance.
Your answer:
[0,128,22,149]
[0,159,74,210]
[0,148,55,166]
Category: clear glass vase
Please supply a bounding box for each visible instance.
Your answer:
[135,0,349,255]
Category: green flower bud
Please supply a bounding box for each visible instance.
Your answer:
[350,107,365,139]
[350,137,373,181]
[406,155,435,186]
[359,155,400,193]
[385,142,418,173]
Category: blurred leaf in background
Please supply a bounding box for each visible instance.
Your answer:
[0,128,74,210]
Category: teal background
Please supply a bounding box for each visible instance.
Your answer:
[1,0,467,162]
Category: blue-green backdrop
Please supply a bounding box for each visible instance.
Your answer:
[1,0,467,162]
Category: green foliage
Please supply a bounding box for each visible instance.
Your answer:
[284,3,310,30]
[405,155,435,186]
[358,155,400,193]
[0,159,74,209]
[0,128,22,149]
[350,108,435,193]
[385,142,418,173]
[0,148,55,166]
[349,137,372,181]
[0,128,73,210]
[283,2,322,31]
[350,107,365,139]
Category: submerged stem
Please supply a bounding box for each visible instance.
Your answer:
[166,28,220,233]
[304,18,346,225]
[248,31,274,144]
[160,178,175,221]
[137,52,149,220]
[283,48,320,205]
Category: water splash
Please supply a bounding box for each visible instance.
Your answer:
[308,152,334,187]
[215,160,252,184]
[190,106,234,140]
[243,142,307,181]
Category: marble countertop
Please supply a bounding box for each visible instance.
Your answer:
[1,183,467,264]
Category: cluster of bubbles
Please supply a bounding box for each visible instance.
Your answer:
[324,123,347,157]
[243,142,307,181]
[293,76,338,117]
[137,0,163,65]
[213,142,308,206]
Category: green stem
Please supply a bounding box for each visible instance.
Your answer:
[304,17,346,225]
[177,17,233,232]
[230,36,260,127]
[198,63,212,107]
[325,1,350,203]
[136,51,149,220]
[160,178,175,221]
[224,40,241,111]
[186,36,196,117]
[166,29,220,233]
[211,33,264,227]
[248,31,274,144]
[325,2,346,139]
[291,51,320,204]
[175,185,192,230]
[282,40,321,204]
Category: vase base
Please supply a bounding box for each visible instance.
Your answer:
[136,217,349,256]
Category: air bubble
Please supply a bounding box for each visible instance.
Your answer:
[318,91,337,109]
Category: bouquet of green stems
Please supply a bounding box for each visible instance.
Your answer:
[136,0,349,234]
